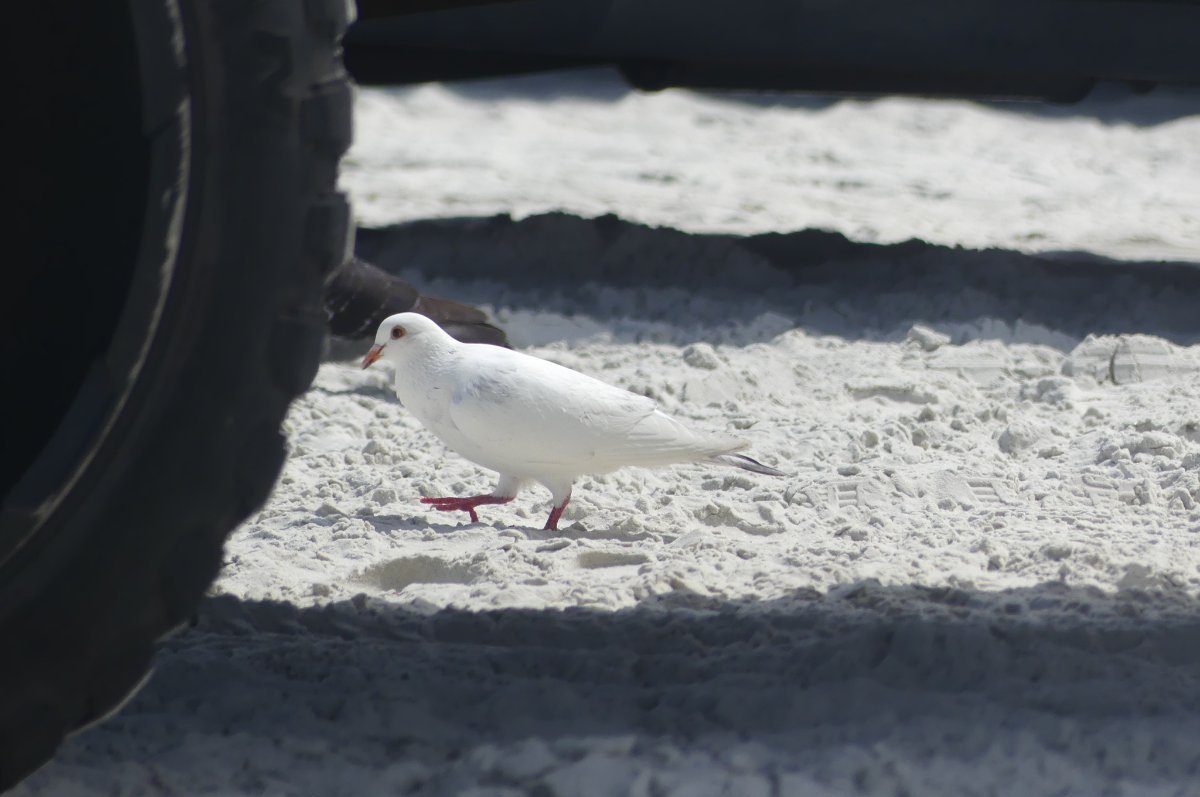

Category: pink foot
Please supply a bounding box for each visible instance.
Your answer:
[420,494,513,523]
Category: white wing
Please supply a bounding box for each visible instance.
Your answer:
[447,348,743,473]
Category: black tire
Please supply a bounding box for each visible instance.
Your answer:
[0,0,355,789]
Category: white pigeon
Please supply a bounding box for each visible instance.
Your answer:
[361,312,784,530]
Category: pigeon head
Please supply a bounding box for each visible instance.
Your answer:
[361,312,450,369]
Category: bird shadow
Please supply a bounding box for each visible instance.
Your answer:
[366,511,646,543]
[359,513,431,535]
[23,580,1200,793]
[360,512,488,538]
[521,523,657,543]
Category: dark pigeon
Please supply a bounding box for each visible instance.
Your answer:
[323,256,508,347]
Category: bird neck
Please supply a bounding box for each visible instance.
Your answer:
[391,335,457,373]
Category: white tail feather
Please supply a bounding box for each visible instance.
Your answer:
[710,453,787,477]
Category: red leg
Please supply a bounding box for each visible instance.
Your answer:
[543,495,571,531]
[420,494,513,523]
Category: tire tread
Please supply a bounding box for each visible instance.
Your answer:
[0,0,353,788]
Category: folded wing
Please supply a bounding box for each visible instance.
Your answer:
[448,349,744,472]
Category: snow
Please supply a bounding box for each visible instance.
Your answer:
[17,70,1200,796]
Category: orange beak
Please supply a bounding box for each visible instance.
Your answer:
[361,344,384,369]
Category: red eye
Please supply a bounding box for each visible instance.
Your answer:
[390,326,405,340]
